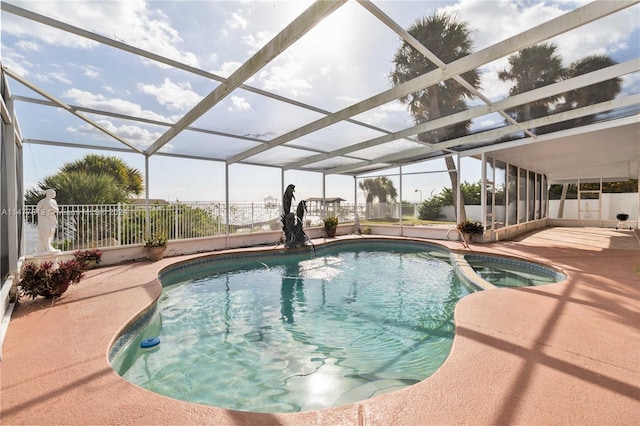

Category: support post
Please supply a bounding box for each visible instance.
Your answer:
[144,156,150,239]
[456,154,462,225]
[399,166,403,231]
[225,164,230,249]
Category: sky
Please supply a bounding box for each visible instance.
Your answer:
[2,0,639,204]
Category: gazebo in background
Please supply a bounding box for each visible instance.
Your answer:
[306,197,346,216]
[264,196,278,209]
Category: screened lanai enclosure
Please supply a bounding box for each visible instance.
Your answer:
[1,0,639,338]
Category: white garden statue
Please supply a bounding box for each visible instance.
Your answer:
[35,188,61,255]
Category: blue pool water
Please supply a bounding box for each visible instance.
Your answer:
[465,254,565,288]
[111,241,565,413]
[115,244,471,413]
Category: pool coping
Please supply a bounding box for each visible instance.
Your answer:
[108,238,568,383]
[2,229,639,425]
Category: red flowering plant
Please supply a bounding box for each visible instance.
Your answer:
[73,248,102,269]
[19,260,84,299]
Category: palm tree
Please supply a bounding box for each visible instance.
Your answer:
[359,177,398,203]
[25,172,130,205]
[564,54,622,126]
[547,54,621,217]
[24,155,145,248]
[390,12,480,222]
[498,43,566,127]
[359,176,398,219]
[25,154,143,205]
[61,154,143,197]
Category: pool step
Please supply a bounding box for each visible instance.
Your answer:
[333,373,422,407]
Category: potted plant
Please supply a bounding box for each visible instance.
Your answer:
[73,248,102,270]
[144,233,168,261]
[324,216,339,238]
[19,260,83,300]
[457,219,484,243]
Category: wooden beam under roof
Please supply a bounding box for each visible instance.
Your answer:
[226,0,637,166]
[325,96,639,175]
[284,60,640,171]
[1,1,411,146]
[3,67,144,154]
[145,0,347,156]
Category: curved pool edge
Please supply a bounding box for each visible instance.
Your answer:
[108,237,453,366]
[5,229,637,425]
[107,236,568,392]
[107,235,571,367]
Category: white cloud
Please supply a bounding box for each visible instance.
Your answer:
[81,65,102,79]
[258,60,313,97]
[241,30,273,54]
[16,40,41,52]
[50,71,72,85]
[228,96,251,112]
[137,79,202,111]
[226,12,248,31]
[621,72,640,96]
[353,101,414,132]
[67,120,163,149]
[0,45,32,77]
[477,58,512,102]
[439,0,585,53]
[437,0,639,102]
[3,0,199,66]
[548,12,637,64]
[212,61,243,78]
[62,88,170,122]
[32,67,72,85]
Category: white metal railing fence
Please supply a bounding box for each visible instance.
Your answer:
[22,201,284,252]
[22,201,423,253]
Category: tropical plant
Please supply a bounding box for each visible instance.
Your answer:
[498,43,566,126]
[323,216,339,238]
[120,202,221,245]
[25,172,130,206]
[60,154,143,196]
[24,154,144,249]
[417,181,486,221]
[358,177,398,203]
[565,54,622,107]
[545,54,622,131]
[19,260,83,300]
[391,12,480,223]
[73,248,102,269]
[457,219,484,235]
[25,154,143,205]
[418,193,446,220]
[323,216,339,231]
[144,233,168,249]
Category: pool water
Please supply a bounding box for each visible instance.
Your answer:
[466,257,563,288]
[118,246,471,413]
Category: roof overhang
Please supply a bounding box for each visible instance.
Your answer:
[474,115,639,183]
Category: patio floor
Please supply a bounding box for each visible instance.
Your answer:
[1,226,639,425]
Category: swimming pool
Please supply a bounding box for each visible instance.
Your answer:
[465,254,566,288]
[110,239,565,413]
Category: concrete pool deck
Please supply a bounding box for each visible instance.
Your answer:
[1,226,639,425]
